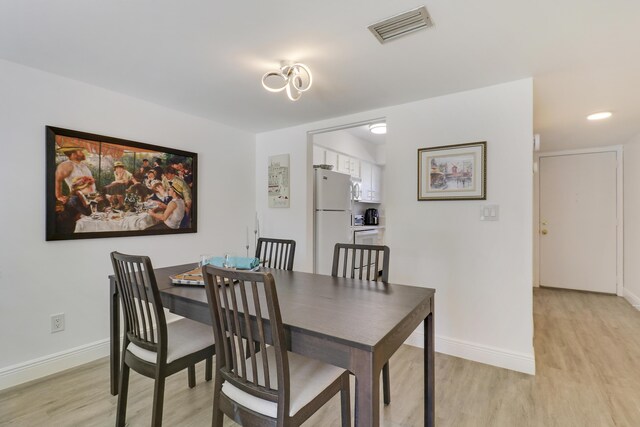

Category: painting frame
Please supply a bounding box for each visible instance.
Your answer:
[417,141,486,201]
[46,126,198,241]
[268,153,290,208]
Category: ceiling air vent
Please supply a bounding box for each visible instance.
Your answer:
[368,6,434,44]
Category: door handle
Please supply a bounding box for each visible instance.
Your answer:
[541,229,548,235]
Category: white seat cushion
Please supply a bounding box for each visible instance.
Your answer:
[127,318,214,364]
[221,346,346,418]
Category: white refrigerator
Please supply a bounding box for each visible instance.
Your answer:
[314,169,353,275]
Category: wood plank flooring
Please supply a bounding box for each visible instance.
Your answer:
[1,288,639,426]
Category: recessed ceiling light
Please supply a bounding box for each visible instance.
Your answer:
[587,112,612,121]
[369,123,387,134]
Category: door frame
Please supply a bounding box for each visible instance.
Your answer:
[306,117,387,274]
[533,146,623,296]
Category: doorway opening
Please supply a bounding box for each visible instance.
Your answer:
[308,119,387,274]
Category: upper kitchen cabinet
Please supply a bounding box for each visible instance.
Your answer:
[370,164,382,203]
[359,161,382,203]
[337,153,360,179]
[313,146,339,171]
[313,145,325,165]
[325,150,338,171]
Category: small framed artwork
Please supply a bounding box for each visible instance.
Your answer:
[268,154,290,208]
[418,141,486,201]
[46,126,197,241]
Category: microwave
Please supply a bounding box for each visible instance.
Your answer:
[351,178,362,201]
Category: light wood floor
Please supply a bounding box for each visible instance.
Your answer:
[2,288,640,426]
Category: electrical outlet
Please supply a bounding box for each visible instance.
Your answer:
[51,313,65,333]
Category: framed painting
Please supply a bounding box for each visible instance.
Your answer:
[418,141,486,201]
[268,154,290,208]
[46,126,197,241]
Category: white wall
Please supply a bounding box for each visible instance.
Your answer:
[0,59,256,387]
[624,134,640,309]
[256,79,535,373]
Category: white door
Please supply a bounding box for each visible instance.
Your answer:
[539,152,617,293]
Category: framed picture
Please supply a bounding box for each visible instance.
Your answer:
[268,154,290,208]
[46,126,197,241]
[418,141,486,201]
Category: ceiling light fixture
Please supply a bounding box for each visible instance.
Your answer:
[261,62,312,101]
[587,111,612,121]
[369,123,387,134]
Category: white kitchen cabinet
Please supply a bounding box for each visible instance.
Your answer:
[325,150,338,170]
[313,145,325,165]
[360,161,372,201]
[337,154,351,175]
[338,154,360,178]
[350,158,360,178]
[371,164,382,202]
[356,161,382,202]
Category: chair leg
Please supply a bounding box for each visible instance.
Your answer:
[382,361,391,405]
[205,357,213,382]
[115,363,130,427]
[151,376,166,427]
[340,374,351,427]
[212,376,224,427]
[188,364,196,388]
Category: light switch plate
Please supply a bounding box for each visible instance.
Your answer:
[480,205,499,221]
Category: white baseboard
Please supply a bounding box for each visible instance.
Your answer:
[624,288,640,311]
[404,331,536,375]
[0,339,110,391]
[0,312,182,392]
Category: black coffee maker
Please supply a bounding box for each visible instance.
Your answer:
[364,208,379,225]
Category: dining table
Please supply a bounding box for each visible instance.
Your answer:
[109,263,435,426]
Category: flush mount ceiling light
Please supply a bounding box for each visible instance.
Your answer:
[369,123,387,134]
[587,111,612,121]
[261,62,312,101]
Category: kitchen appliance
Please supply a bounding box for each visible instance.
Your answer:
[353,214,364,226]
[364,208,379,225]
[350,177,362,201]
[314,169,353,275]
[353,228,382,246]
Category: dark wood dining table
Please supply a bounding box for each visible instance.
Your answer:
[109,263,435,426]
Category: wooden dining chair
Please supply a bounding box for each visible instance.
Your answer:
[331,243,392,405]
[202,265,351,427]
[255,237,296,270]
[110,252,215,427]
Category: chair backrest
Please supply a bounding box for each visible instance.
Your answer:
[332,243,390,282]
[110,251,167,357]
[203,265,290,413]
[255,237,296,271]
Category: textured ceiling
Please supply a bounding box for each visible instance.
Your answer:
[1,0,638,150]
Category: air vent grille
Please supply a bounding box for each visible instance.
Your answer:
[368,6,433,44]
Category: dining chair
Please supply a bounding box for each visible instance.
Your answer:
[202,265,351,427]
[331,243,392,405]
[110,251,215,427]
[255,237,296,270]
